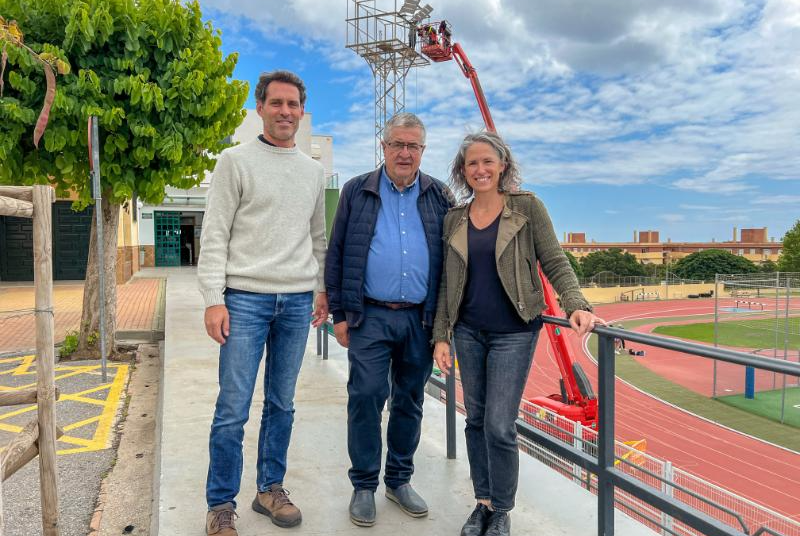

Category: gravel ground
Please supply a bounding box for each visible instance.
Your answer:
[1,357,129,536]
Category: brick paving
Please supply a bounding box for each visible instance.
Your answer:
[0,277,164,353]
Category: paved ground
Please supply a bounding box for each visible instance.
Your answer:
[0,276,164,353]
[159,268,654,536]
[0,358,127,536]
[0,271,164,536]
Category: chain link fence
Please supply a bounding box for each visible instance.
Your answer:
[712,273,800,423]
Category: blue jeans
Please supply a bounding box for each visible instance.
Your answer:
[453,319,542,512]
[347,304,433,490]
[206,290,312,509]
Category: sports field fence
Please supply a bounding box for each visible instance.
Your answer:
[712,273,800,423]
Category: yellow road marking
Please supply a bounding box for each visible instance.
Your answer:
[0,356,130,455]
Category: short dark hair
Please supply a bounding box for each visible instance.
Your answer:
[255,70,307,106]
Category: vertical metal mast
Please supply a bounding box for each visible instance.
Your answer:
[346,0,431,166]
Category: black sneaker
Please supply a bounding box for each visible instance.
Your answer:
[484,511,510,536]
[460,503,491,536]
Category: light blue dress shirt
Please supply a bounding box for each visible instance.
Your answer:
[363,167,430,303]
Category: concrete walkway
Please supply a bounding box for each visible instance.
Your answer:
[158,268,655,536]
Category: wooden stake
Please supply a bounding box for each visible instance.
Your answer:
[0,420,64,481]
[0,387,59,407]
[0,195,34,218]
[0,185,34,201]
[33,185,59,536]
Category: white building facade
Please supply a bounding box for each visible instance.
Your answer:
[138,110,334,267]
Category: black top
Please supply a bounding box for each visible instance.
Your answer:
[258,134,278,147]
[459,213,536,333]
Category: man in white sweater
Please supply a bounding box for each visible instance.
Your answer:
[198,71,328,536]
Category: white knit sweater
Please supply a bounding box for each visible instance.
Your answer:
[197,139,327,308]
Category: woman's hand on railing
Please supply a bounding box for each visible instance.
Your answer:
[433,341,452,376]
[569,310,606,337]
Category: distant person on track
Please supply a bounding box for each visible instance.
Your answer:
[613,323,626,354]
[432,131,603,536]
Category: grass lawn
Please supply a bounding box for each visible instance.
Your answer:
[718,388,800,428]
[653,317,800,349]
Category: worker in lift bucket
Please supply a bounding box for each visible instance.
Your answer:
[432,131,604,536]
[438,20,452,48]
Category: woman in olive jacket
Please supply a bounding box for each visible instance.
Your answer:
[432,132,603,536]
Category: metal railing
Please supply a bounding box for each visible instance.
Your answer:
[431,316,800,536]
[315,317,800,536]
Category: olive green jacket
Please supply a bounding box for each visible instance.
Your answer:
[432,191,591,343]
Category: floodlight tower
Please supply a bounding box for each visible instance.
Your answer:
[346,0,432,166]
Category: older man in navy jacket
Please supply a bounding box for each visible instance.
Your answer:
[325,113,453,527]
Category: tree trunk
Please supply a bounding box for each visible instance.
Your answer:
[76,196,118,358]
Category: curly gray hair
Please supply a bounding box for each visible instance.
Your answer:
[449,131,522,200]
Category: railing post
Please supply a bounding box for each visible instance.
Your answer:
[322,322,329,360]
[712,275,719,398]
[780,278,790,423]
[597,333,616,536]
[661,460,674,535]
[572,419,583,485]
[446,342,456,460]
[316,325,322,357]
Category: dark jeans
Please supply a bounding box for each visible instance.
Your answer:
[347,304,433,490]
[453,318,542,512]
[206,291,312,509]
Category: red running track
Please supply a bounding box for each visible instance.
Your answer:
[523,299,800,522]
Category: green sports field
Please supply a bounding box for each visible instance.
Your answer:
[718,387,800,428]
[653,317,800,349]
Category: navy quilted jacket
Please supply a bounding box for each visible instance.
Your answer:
[325,167,453,328]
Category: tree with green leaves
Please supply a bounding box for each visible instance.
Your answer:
[777,220,800,272]
[672,249,758,280]
[0,0,248,357]
[563,250,583,278]
[580,248,646,278]
[758,259,777,273]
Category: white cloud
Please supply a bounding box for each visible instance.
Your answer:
[753,195,800,205]
[659,213,687,222]
[679,204,717,210]
[200,0,800,231]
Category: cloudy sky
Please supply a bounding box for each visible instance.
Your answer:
[197,0,799,243]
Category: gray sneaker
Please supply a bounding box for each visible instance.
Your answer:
[385,484,428,517]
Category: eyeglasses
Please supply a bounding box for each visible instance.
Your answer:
[385,141,425,153]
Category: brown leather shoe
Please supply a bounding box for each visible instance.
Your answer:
[206,506,238,535]
[252,483,302,527]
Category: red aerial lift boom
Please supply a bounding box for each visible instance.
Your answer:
[418,21,598,430]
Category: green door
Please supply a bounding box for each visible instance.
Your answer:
[155,211,181,267]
